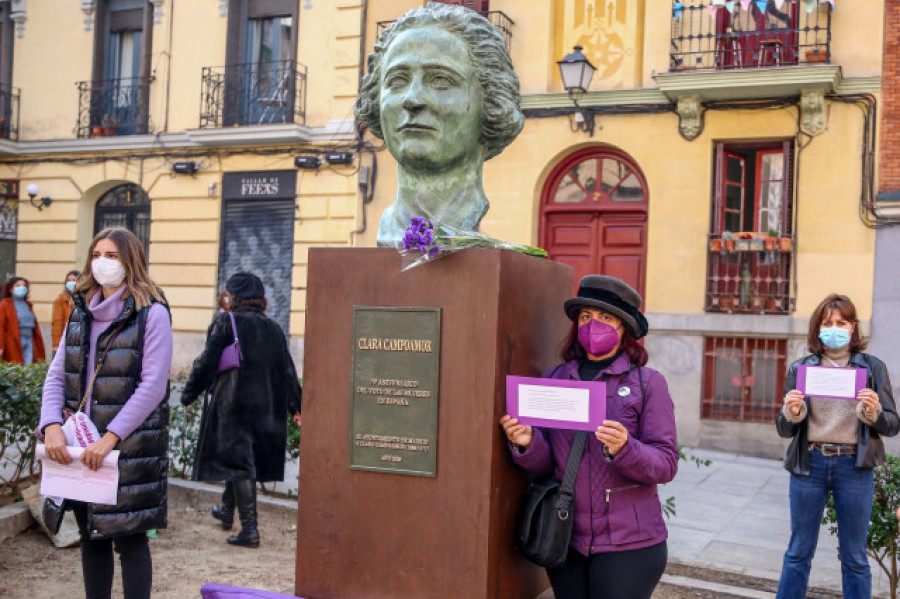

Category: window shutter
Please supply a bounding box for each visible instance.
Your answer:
[219,199,295,336]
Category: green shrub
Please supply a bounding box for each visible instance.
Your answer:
[168,399,202,478]
[823,454,900,598]
[0,361,49,496]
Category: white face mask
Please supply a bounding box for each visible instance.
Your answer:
[92,256,126,288]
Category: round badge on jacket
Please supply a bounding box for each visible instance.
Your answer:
[618,387,631,397]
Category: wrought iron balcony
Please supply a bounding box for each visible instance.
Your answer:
[670,0,831,72]
[76,77,154,138]
[199,60,307,129]
[0,84,18,141]
[376,10,514,52]
[705,234,792,315]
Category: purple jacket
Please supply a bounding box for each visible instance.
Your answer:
[510,353,678,555]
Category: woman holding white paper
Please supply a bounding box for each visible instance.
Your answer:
[500,274,678,599]
[776,293,899,599]
[38,227,172,599]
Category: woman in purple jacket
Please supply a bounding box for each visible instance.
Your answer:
[500,274,678,599]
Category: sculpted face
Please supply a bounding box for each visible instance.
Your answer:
[379,27,484,173]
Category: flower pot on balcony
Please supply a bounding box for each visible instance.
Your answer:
[779,236,792,252]
[764,237,777,251]
[718,296,736,311]
[724,239,735,251]
[103,126,116,136]
[750,295,766,314]
[91,126,105,137]
[767,297,780,313]
[806,49,827,64]
[710,238,723,252]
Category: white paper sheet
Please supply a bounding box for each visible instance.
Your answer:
[36,444,120,505]
[804,367,858,399]
[518,384,590,423]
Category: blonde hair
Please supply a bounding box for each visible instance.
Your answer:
[76,227,166,310]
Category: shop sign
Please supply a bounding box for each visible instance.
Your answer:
[222,170,297,201]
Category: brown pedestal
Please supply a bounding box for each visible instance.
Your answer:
[295,247,572,599]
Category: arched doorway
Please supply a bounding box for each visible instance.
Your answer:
[94,183,151,255]
[540,147,648,297]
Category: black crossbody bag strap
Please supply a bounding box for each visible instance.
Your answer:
[557,431,588,504]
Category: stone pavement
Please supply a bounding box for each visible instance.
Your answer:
[662,447,891,598]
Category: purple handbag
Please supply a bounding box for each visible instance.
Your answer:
[216,311,243,373]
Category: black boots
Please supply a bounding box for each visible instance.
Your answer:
[211,481,235,530]
[227,479,260,548]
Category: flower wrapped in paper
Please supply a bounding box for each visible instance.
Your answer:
[399,215,547,272]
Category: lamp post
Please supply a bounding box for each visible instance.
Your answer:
[557,45,597,136]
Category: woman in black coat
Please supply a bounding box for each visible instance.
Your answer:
[180,272,302,548]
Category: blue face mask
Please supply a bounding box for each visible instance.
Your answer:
[12,286,27,299]
[819,326,851,350]
[65,281,76,293]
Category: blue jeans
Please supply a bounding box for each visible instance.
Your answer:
[776,450,874,599]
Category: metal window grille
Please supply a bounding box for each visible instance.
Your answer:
[670,0,831,72]
[701,336,787,423]
[199,60,307,129]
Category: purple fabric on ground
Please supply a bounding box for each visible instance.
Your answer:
[199,583,302,598]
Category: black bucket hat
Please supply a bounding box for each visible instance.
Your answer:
[226,272,265,300]
[563,275,649,339]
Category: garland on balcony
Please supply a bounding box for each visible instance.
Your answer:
[675,0,835,20]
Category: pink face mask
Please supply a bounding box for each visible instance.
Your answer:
[577,319,622,357]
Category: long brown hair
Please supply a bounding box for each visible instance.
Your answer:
[807,293,867,354]
[77,227,165,310]
[559,321,649,366]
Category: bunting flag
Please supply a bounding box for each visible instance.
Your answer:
[725,0,736,13]
[740,0,752,10]
[708,3,719,16]
[674,2,685,20]
[773,0,785,7]
[804,0,816,13]
[755,0,767,13]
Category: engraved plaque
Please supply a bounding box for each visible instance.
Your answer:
[350,306,441,476]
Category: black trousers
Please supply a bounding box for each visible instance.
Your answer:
[546,541,668,599]
[72,503,152,599]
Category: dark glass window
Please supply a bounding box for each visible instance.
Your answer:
[94,184,151,255]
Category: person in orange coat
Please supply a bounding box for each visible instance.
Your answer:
[0,276,46,364]
[51,270,79,350]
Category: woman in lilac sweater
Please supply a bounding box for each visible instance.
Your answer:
[500,275,678,599]
[39,227,172,599]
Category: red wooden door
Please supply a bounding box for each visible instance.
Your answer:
[540,148,648,297]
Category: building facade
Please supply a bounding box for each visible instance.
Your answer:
[0,0,894,458]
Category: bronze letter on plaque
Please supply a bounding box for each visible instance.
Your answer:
[350,306,441,476]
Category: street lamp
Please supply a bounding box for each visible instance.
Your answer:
[557,45,597,136]
[25,183,52,211]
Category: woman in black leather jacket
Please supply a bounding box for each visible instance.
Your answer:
[774,293,899,599]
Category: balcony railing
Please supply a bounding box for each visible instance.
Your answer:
[705,234,792,315]
[199,60,307,129]
[0,84,18,141]
[76,77,154,138]
[376,10,514,52]
[670,0,831,72]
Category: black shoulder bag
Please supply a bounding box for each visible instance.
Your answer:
[516,430,588,568]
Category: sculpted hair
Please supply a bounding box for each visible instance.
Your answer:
[807,293,867,354]
[355,2,524,160]
[78,227,166,310]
